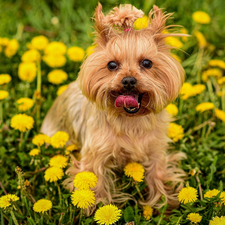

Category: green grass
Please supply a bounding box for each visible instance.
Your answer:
[0,0,225,224]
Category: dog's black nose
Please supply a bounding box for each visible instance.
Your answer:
[122,77,137,90]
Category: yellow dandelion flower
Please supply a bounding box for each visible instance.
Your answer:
[71,189,95,209]
[32,134,51,147]
[217,91,225,97]
[86,45,96,56]
[143,205,153,220]
[208,59,225,69]
[67,46,85,62]
[0,194,19,209]
[57,85,68,96]
[171,54,182,63]
[50,131,69,148]
[11,114,34,132]
[31,35,49,51]
[74,171,98,190]
[65,144,78,155]
[4,39,19,58]
[0,74,11,85]
[166,36,183,48]
[124,162,145,182]
[16,98,34,111]
[21,49,41,63]
[166,104,178,116]
[192,84,206,95]
[43,54,66,68]
[209,216,225,225]
[66,144,78,151]
[220,192,225,204]
[29,149,40,157]
[0,90,9,100]
[18,62,37,82]
[196,102,215,113]
[49,155,68,168]
[33,199,52,213]
[218,77,225,85]
[204,189,220,198]
[215,109,225,122]
[180,83,195,100]
[48,70,68,85]
[44,41,67,55]
[178,186,198,204]
[192,11,211,24]
[187,213,202,224]
[180,27,189,42]
[180,83,205,100]
[194,31,207,48]
[0,37,9,46]
[202,68,223,82]
[168,123,184,142]
[94,204,122,225]
[44,167,64,182]
[134,15,149,30]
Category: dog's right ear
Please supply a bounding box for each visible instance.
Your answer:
[94,3,113,46]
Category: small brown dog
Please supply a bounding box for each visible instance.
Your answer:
[41,3,186,210]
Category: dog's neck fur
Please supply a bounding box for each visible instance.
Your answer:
[90,103,170,137]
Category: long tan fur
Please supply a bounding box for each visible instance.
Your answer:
[41,3,186,213]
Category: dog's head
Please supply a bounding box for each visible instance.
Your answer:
[78,3,185,117]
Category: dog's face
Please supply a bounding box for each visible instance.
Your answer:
[78,4,185,117]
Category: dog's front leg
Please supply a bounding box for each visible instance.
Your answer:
[142,151,185,210]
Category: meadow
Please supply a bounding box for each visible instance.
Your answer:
[0,0,225,224]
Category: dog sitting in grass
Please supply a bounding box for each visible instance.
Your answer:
[41,3,186,211]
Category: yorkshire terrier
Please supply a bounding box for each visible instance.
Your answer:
[41,3,186,211]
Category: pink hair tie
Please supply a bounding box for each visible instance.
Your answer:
[124,28,133,32]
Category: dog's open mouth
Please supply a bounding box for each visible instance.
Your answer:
[114,93,143,114]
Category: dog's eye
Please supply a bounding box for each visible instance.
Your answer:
[141,59,153,69]
[107,61,118,71]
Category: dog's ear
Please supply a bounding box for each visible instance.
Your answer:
[148,6,167,34]
[94,3,114,46]
[146,5,187,45]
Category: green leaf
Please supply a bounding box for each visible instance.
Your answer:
[124,206,134,222]
[27,217,36,225]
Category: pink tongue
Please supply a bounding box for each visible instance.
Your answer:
[115,95,139,108]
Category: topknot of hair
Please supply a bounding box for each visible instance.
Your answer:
[103,4,144,29]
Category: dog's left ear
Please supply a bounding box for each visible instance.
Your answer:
[146,5,182,44]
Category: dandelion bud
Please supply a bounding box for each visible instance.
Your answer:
[25,180,30,186]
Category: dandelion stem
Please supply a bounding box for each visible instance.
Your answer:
[175,215,183,225]
[79,209,83,225]
[36,61,42,130]
[222,85,225,112]
[207,80,216,106]
[19,132,24,150]
[58,213,65,225]
[0,181,7,195]
[195,173,203,201]
[157,213,163,225]
[0,101,3,125]
[178,97,183,115]
[45,181,51,200]
[56,181,62,206]
[37,62,41,96]
[135,183,144,201]
[10,210,19,225]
